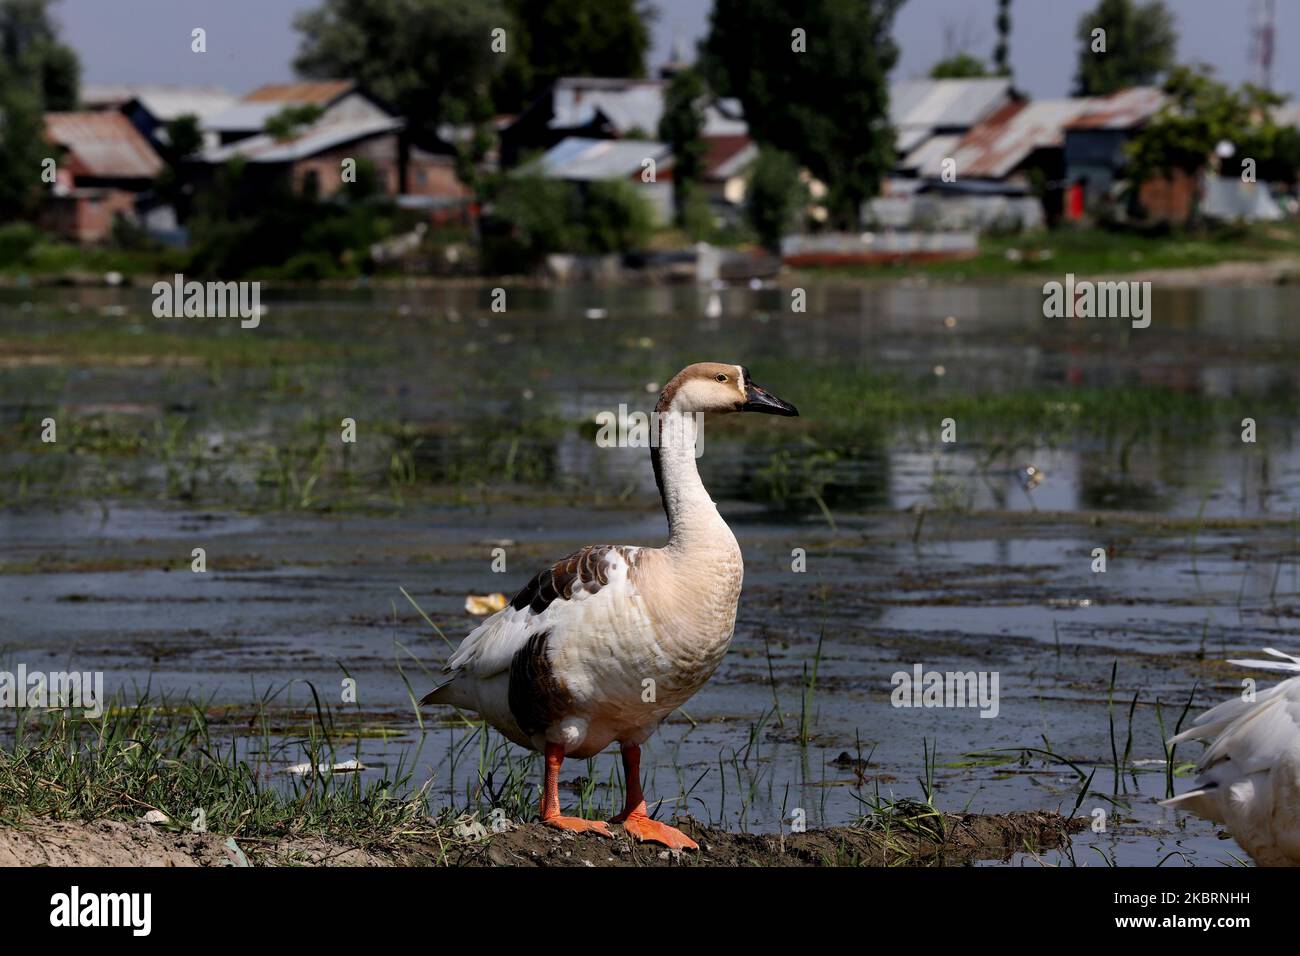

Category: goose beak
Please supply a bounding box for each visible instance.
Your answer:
[742,381,799,416]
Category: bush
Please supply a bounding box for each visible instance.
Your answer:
[0,222,39,267]
[581,179,654,254]
[746,148,807,253]
[482,174,580,273]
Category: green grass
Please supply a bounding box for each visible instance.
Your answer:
[798,221,1300,281]
[0,694,445,849]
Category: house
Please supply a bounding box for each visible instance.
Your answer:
[40,111,163,242]
[1062,86,1166,215]
[83,84,237,152]
[201,81,388,146]
[902,89,1164,227]
[890,78,1018,177]
[700,134,757,207]
[522,137,675,224]
[194,81,468,212]
[499,76,747,167]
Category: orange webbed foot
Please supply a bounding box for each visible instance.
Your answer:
[619,810,699,851]
[542,814,612,837]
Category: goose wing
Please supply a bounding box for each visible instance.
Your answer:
[422,544,645,701]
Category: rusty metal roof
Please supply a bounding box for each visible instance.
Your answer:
[242,81,355,104]
[44,112,163,179]
[920,91,1155,181]
[1065,86,1166,130]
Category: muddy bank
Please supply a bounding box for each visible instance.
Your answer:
[0,812,1080,867]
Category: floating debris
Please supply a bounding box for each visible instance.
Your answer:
[283,759,366,776]
[465,593,508,615]
[1018,464,1045,491]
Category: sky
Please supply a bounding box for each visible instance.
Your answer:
[58,0,1297,102]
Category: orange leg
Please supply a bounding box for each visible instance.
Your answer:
[610,742,699,851]
[539,742,611,837]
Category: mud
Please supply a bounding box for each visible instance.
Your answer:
[0,811,1081,867]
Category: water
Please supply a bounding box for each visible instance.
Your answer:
[3,279,1300,865]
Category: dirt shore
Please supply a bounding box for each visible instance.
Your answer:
[0,811,1080,867]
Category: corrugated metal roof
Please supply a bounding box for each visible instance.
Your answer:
[704,134,756,180]
[201,116,403,163]
[525,137,672,181]
[918,87,1166,180]
[82,84,236,120]
[890,78,1015,130]
[922,99,1095,180]
[202,102,285,133]
[242,81,355,104]
[1065,86,1165,130]
[548,77,745,137]
[44,112,163,179]
[900,133,961,173]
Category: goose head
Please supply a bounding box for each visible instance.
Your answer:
[657,363,799,417]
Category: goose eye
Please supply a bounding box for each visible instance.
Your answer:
[715,373,728,382]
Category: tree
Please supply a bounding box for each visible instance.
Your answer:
[658,67,707,225]
[1125,65,1297,222]
[745,148,807,252]
[701,0,902,229]
[930,53,988,79]
[154,114,203,220]
[491,0,654,114]
[992,0,1012,77]
[0,0,80,218]
[1074,0,1177,96]
[0,0,80,109]
[293,0,507,137]
[264,104,325,142]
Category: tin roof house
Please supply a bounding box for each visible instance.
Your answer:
[40,111,164,242]
[886,87,1166,230]
[889,78,1018,177]
[192,81,468,211]
[521,137,675,224]
[83,84,237,152]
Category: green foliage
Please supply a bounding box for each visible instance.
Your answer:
[581,179,654,254]
[701,0,901,228]
[658,67,708,224]
[186,159,401,278]
[0,0,81,218]
[930,53,988,79]
[491,0,654,114]
[1124,65,1300,206]
[154,114,204,217]
[483,173,654,270]
[0,221,38,266]
[1074,0,1177,96]
[263,104,325,141]
[0,0,80,109]
[483,173,580,271]
[293,0,507,135]
[0,69,45,218]
[746,148,807,252]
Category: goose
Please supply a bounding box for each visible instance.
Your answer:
[421,363,797,850]
[1162,648,1300,866]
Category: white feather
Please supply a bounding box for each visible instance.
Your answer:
[1164,651,1300,866]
